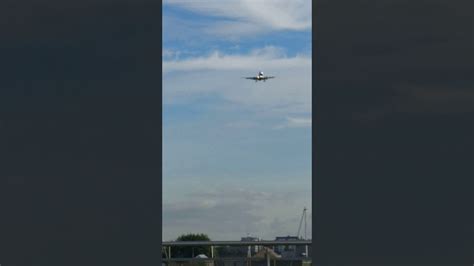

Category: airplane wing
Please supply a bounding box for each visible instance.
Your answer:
[243,77,258,80]
[263,76,275,80]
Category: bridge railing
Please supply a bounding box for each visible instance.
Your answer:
[162,240,311,247]
[161,240,312,262]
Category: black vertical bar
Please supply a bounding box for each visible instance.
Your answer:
[0,0,162,264]
[313,0,473,264]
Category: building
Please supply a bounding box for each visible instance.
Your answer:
[215,236,260,259]
[241,236,261,254]
[274,236,298,257]
[274,236,310,258]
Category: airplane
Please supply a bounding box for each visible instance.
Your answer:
[243,71,275,82]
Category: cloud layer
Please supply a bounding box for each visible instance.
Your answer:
[163,0,311,37]
[163,184,312,241]
[163,46,311,117]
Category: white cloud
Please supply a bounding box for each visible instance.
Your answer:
[287,117,312,127]
[163,0,311,37]
[225,120,260,129]
[163,46,311,115]
[162,48,181,59]
[163,185,312,240]
[274,116,312,129]
[163,46,305,73]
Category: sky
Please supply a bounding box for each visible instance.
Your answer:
[162,0,312,241]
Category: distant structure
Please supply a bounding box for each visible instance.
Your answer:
[274,236,299,257]
[214,235,261,259]
[162,239,311,266]
[296,207,308,240]
[241,235,261,254]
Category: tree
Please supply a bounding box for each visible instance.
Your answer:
[172,233,212,258]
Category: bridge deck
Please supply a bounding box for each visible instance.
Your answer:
[162,240,311,247]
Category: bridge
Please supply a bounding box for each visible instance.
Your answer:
[162,240,311,246]
[162,240,312,266]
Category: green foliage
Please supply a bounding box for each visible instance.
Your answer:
[177,233,210,242]
[172,233,212,258]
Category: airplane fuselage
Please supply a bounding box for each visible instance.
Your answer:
[244,71,275,82]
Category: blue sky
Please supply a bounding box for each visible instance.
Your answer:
[163,0,312,241]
